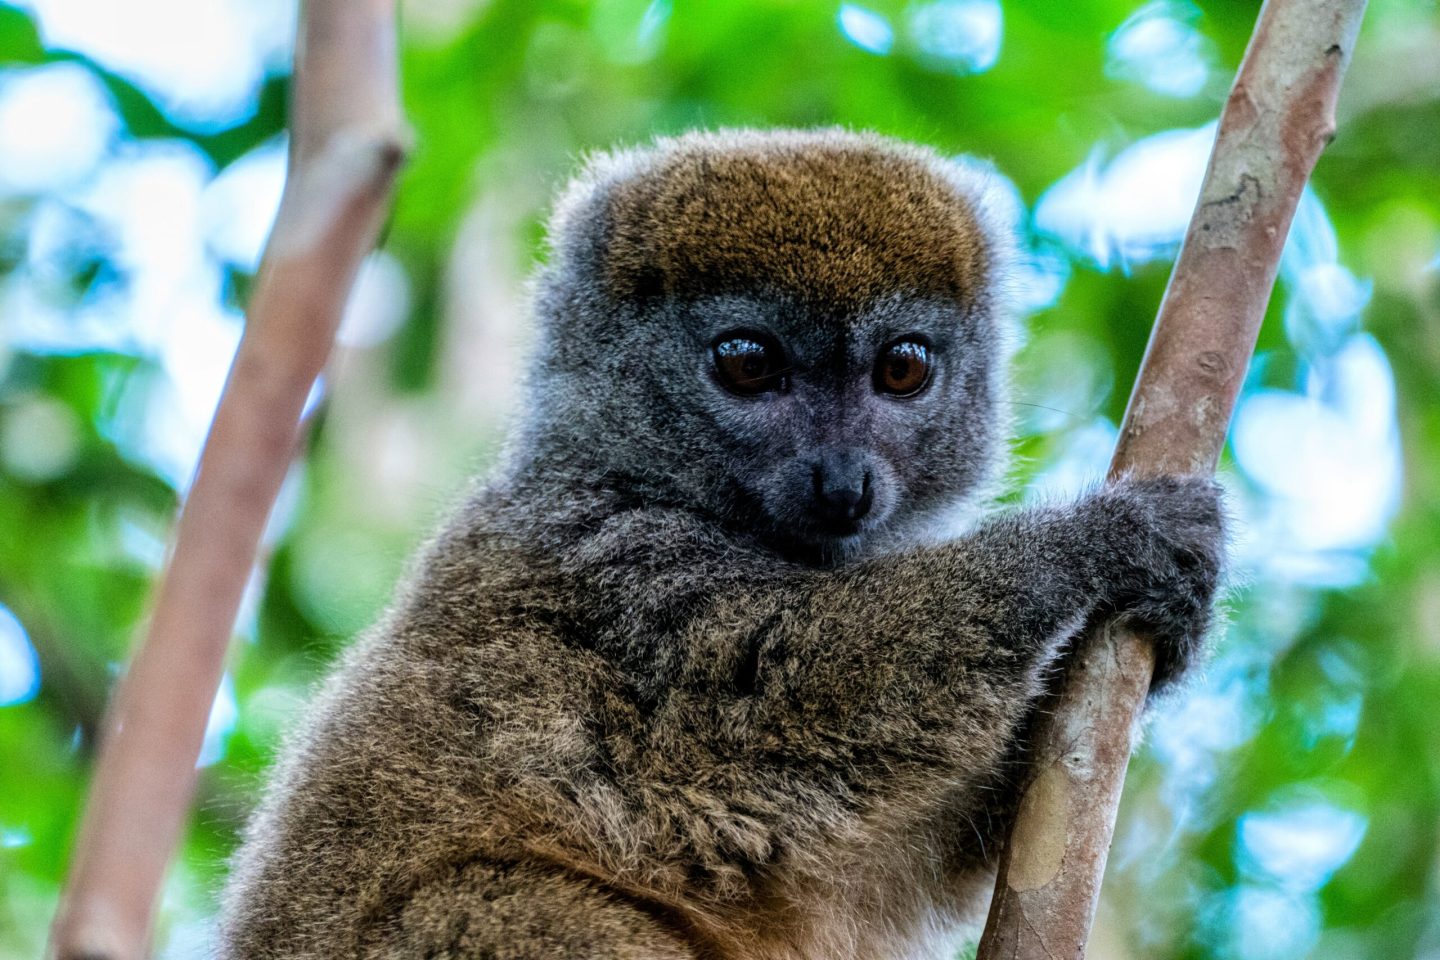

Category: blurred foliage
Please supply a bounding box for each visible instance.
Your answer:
[1,0,1439,957]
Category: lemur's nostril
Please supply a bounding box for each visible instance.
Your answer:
[849,476,876,521]
[814,461,874,525]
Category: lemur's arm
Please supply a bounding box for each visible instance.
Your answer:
[606,477,1223,893]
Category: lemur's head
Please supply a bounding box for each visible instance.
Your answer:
[519,128,1014,561]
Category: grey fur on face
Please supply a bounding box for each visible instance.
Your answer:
[218,128,1225,960]
[519,284,1000,563]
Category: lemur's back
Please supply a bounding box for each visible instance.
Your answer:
[219,490,591,955]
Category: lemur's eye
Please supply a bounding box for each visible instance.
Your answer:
[874,338,934,397]
[713,334,788,396]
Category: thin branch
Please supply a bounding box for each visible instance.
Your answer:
[47,0,406,956]
[976,0,1368,956]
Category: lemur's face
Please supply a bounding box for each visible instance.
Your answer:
[681,293,997,556]
[535,130,1009,561]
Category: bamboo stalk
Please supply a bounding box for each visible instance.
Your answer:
[47,1,406,956]
[976,1,1368,956]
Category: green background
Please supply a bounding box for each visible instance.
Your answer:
[1,0,1438,956]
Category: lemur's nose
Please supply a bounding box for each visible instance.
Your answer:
[812,451,874,526]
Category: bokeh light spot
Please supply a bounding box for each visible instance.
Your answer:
[1233,335,1402,584]
[0,62,119,194]
[18,0,294,130]
[838,4,895,54]
[197,672,238,768]
[339,253,413,349]
[906,0,1002,74]
[0,393,83,482]
[1240,798,1368,892]
[1034,122,1216,270]
[0,604,41,707]
[202,136,288,273]
[1106,0,1213,97]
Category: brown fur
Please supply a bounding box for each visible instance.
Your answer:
[600,130,992,310]
[218,130,1222,960]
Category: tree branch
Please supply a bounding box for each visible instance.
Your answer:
[976,0,1368,956]
[47,0,406,956]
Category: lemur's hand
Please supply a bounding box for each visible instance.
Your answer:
[1080,475,1227,689]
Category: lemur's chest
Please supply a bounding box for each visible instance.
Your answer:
[711,839,990,960]
[730,901,973,960]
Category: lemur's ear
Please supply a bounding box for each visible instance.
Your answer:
[542,143,660,294]
[932,153,1022,314]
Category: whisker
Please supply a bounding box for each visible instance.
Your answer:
[1008,400,1086,420]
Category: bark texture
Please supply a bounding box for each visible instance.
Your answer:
[47,1,405,957]
[976,1,1368,957]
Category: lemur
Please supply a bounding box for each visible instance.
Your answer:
[219,128,1224,960]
